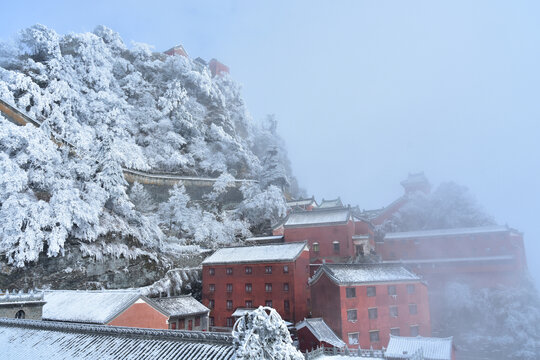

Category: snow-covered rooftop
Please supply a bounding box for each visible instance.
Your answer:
[385,335,453,360]
[384,255,514,264]
[148,295,209,317]
[283,208,351,228]
[42,290,141,324]
[287,197,317,207]
[0,318,234,360]
[0,291,45,305]
[384,225,511,240]
[202,242,307,265]
[245,235,284,243]
[318,198,343,209]
[296,318,345,348]
[310,264,421,286]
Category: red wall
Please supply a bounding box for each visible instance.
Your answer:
[108,301,168,329]
[202,249,310,328]
[283,221,355,261]
[376,230,527,289]
[311,272,431,350]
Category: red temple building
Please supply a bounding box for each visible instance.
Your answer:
[273,207,375,263]
[164,45,189,57]
[378,225,527,289]
[209,58,230,77]
[309,263,431,350]
[201,242,310,329]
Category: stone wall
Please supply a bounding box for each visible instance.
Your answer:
[0,302,44,320]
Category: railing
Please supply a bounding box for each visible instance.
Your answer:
[303,346,386,359]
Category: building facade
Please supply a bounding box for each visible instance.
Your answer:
[310,264,431,350]
[201,242,310,329]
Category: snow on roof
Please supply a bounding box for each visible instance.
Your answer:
[202,242,307,265]
[0,291,45,305]
[385,335,453,360]
[310,264,420,286]
[296,318,346,348]
[0,318,234,360]
[318,197,343,208]
[283,208,351,228]
[148,295,209,317]
[287,197,317,207]
[384,225,511,240]
[245,235,284,243]
[231,308,255,317]
[42,290,141,324]
[384,255,514,264]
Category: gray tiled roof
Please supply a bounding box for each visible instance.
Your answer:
[385,335,453,360]
[318,197,343,208]
[310,263,420,286]
[148,295,209,317]
[296,318,345,348]
[0,318,234,360]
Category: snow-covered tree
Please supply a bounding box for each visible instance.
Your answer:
[232,306,303,360]
[129,182,156,214]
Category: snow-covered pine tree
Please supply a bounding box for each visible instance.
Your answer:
[232,306,303,360]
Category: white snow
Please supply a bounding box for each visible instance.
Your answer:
[202,242,307,265]
[284,208,351,227]
[311,264,420,286]
[385,335,453,360]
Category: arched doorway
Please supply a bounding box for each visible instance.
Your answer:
[15,310,25,319]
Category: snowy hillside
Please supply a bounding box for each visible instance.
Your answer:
[0,24,297,288]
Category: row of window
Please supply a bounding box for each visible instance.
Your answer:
[208,283,290,293]
[346,304,418,321]
[312,242,341,253]
[208,265,289,276]
[208,299,290,311]
[345,284,416,298]
[347,325,419,344]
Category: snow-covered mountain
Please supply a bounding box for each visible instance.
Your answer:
[0,24,297,290]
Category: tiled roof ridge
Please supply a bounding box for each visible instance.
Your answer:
[0,291,45,303]
[212,240,307,251]
[0,318,233,344]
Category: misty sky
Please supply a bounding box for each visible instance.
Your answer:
[1,1,539,284]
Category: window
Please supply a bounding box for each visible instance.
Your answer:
[388,285,397,295]
[245,266,252,274]
[407,284,415,294]
[208,300,214,309]
[368,307,378,319]
[209,268,215,275]
[265,300,273,307]
[226,317,234,328]
[209,284,215,292]
[390,328,400,336]
[367,286,376,297]
[348,332,359,345]
[15,310,25,319]
[346,287,356,298]
[410,325,419,337]
[171,321,177,330]
[347,309,357,322]
[369,330,380,342]
[195,316,201,326]
[283,283,289,292]
[265,283,272,292]
[390,306,398,317]
[313,242,320,252]
[265,266,272,274]
[284,300,290,312]
[226,300,233,310]
[226,268,233,275]
[283,265,289,273]
[409,304,418,315]
[245,283,252,292]
[179,318,185,329]
[333,241,340,253]
[245,300,253,308]
[210,317,215,326]
[226,284,233,293]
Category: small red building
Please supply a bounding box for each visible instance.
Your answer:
[209,58,230,77]
[310,263,431,350]
[42,290,209,330]
[274,207,374,263]
[296,317,346,352]
[378,225,528,289]
[164,45,189,57]
[201,242,310,329]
